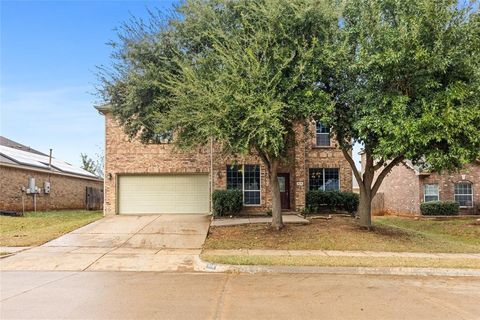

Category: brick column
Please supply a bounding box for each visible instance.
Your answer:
[293,122,307,211]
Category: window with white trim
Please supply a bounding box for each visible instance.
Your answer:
[423,184,439,202]
[315,122,331,147]
[309,168,339,191]
[226,164,261,205]
[454,182,473,207]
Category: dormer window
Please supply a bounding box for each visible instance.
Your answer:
[316,122,330,147]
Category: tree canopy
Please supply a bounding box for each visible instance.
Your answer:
[319,0,480,227]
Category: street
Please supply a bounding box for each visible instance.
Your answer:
[1,271,479,319]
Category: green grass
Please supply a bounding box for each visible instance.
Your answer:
[0,210,103,247]
[202,255,480,269]
[375,217,480,248]
[204,216,480,253]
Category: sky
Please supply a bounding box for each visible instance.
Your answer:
[1,0,175,167]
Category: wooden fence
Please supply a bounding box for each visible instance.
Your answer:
[86,187,104,210]
[371,192,384,215]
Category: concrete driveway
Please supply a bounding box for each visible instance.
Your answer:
[0,214,211,272]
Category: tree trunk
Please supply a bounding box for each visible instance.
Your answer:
[341,148,403,230]
[357,190,372,229]
[269,159,283,230]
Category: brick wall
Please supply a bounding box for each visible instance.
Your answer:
[0,166,103,212]
[104,113,352,215]
[375,163,420,215]
[420,163,480,215]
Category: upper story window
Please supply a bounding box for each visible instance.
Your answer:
[454,182,473,207]
[226,164,261,205]
[423,184,439,202]
[309,168,339,191]
[316,122,331,147]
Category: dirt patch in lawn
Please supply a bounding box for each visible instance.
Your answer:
[204,216,480,253]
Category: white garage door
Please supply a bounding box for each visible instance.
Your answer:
[118,174,209,214]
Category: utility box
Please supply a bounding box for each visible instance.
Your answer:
[44,181,51,194]
[26,177,38,194]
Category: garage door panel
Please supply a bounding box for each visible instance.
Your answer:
[118,175,209,214]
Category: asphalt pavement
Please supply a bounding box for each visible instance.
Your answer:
[1,271,479,319]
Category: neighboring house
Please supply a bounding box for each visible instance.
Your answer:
[371,158,480,216]
[0,136,104,212]
[95,105,352,216]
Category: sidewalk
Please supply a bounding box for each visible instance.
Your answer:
[202,249,480,259]
[211,215,309,227]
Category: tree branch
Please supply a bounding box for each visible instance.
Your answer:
[371,155,405,197]
[341,147,363,191]
[373,158,385,171]
[256,147,271,173]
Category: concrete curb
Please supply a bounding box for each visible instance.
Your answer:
[194,256,480,277]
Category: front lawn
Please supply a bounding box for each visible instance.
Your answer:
[0,210,103,247]
[204,216,480,253]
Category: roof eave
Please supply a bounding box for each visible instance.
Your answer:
[94,103,112,115]
[0,162,103,182]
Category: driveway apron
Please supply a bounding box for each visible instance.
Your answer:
[0,215,211,272]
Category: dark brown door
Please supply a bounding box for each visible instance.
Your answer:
[277,173,290,210]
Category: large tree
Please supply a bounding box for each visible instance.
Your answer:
[98,0,336,229]
[320,0,480,228]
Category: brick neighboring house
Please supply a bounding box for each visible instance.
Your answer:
[0,136,103,212]
[95,105,352,216]
[373,159,480,216]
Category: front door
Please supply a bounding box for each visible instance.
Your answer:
[277,173,290,210]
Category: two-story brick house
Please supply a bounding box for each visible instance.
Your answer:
[96,105,352,216]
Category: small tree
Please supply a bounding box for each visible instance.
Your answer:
[99,0,336,229]
[80,153,104,178]
[320,0,480,228]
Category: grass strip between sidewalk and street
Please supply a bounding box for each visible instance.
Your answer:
[201,255,480,269]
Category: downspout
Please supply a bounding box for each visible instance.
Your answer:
[210,137,214,215]
[47,148,52,211]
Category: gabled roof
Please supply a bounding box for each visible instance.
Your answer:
[0,138,101,180]
[402,159,431,175]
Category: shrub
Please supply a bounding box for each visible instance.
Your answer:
[306,190,359,214]
[420,201,459,216]
[343,192,360,214]
[212,189,243,216]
